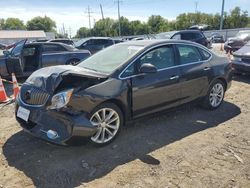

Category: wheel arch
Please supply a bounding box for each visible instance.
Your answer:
[100,98,130,122]
[216,77,228,90]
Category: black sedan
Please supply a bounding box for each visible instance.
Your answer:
[15,40,233,146]
[232,41,250,74]
[0,40,91,78]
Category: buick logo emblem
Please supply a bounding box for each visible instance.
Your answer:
[25,90,31,100]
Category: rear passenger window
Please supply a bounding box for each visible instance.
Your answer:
[176,44,202,65]
[199,48,211,60]
[43,44,66,53]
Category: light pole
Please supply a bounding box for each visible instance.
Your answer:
[220,0,225,30]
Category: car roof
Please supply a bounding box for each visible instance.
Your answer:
[121,39,204,48]
[86,37,113,40]
[177,30,202,33]
[49,39,72,41]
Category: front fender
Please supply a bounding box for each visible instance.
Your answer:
[68,78,130,116]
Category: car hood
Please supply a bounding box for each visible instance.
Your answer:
[25,65,108,94]
[233,45,250,57]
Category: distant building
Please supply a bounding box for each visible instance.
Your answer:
[0,30,55,45]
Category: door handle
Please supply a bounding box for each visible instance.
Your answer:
[204,67,211,71]
[170,75,179,80]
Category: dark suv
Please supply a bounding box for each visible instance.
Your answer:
[75,37,115,54]
[156,30,210,48]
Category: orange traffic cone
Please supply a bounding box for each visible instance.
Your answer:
[12,73,20,99]
[0,76,10,103]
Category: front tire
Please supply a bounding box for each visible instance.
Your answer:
[201,80,225,110]
[66,59,80,66]
[89,103,123,146]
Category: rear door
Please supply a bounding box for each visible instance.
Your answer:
[129,45,182,117]
[176,44,213,103]
[41,44,67,67]
[6,39,27,76]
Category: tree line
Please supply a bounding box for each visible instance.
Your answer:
[76,7,250,38]
[0,16,56,32]
[0,7,249,38]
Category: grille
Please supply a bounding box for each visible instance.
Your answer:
[20,85,50,106]
[242,58,250,63]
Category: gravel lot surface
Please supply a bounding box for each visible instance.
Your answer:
[0,45,250,188]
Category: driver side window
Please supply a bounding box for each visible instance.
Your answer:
[139,45,175,70]
[121,45,175,78]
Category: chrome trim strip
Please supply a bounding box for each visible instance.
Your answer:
[118,42,212,80]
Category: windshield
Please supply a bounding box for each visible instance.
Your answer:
[78,43,144,74]
[74,38,89,47]
[10,39,26,56]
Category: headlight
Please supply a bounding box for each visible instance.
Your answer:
[48,89,74,110]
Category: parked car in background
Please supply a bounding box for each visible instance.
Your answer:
[75,37,115,54]
[15,40,232,146]
[113,39,124,44]
[224,30,250,53]
[48,39,75,46]
[0,39,90,78]
[0,43,7,50]
[210,32,225,43]
[32,39,49,43]
[189,24,210,31]
[156,30,211,48]
[232,41,250,74]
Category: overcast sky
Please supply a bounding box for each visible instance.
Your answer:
[0,0,249,36]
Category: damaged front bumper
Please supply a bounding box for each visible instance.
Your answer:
[15,95,98,145]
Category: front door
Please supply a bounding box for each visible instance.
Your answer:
[130,45,182,117]
[6,39,27,76]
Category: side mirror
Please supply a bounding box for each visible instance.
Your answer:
[139,63,157,73]
[3,50,10,56]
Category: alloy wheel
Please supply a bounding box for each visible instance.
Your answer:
[209,83,224,108]
[90,108,120,144]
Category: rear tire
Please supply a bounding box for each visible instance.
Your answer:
[89,103,123,146]
[201,80,225,110]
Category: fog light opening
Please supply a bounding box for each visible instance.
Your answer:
[47,130,59,140]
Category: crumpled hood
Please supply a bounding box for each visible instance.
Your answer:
[25,65,107,94]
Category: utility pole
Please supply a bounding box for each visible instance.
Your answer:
[87,5,93,29]
[68,27,72,39]
[100,4,104,20]
[195,1,198,13]
[220,0,225,30]
[115,0,122,36]
[62,23,65,37]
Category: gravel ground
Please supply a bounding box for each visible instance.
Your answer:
[0,45,250,188]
